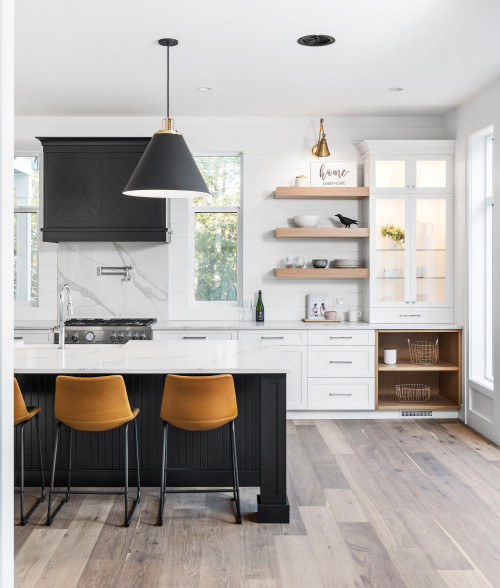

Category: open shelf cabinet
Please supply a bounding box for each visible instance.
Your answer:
[274,227,369,238]
[376,329,462,410]
[274,186,369,199]
[275,268,369,279]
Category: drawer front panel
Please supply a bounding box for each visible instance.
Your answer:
[308,346,375,377]
[308,378,375,410]
[308,330,374,346]
[369,308,453,324]
[154,331,237,341]
[238,330,306,346]
[14,330,52,343]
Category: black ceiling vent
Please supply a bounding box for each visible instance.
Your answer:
[297,35,335,47]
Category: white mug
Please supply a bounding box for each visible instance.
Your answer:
[348,309,362,322]
[384,348,397,364]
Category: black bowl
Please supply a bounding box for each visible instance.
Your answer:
[312,259,328,268]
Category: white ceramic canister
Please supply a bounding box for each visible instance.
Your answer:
[295,176,308,187]
[384,348,397,364]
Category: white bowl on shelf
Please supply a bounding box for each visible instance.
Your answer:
[294,215,320,228]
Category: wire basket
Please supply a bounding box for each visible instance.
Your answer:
[408,338,439,365]
[395,384,431,403]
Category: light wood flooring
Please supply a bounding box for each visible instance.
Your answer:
[15,419,500,587]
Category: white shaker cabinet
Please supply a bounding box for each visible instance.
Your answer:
[358,140,455,323]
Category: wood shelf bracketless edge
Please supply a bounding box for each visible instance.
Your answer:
[274,186,370,199]
[378,360,459,372]
[275,268,369,279]
[274,227,370,238]
[377,395,459,411]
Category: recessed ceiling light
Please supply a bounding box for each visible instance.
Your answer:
[297,35,335,47]
[197,87,212,92]
[388,87,404,92]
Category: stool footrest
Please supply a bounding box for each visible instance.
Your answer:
[51,489,131,496]
[161,487,237,494]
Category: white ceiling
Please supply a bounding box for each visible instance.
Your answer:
[14,0,500,117]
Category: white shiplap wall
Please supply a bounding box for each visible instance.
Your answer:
[14,116,443,321]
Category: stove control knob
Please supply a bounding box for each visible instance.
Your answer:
[85,331,95,343]
[110,331,117,342]
[132,332,139,340]
[139,332,146,340]
[117,331,125,341]
[71,332,79,342]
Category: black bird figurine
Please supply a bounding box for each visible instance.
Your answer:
[335,214,358,228]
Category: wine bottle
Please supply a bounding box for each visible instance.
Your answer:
[256,290,264,322]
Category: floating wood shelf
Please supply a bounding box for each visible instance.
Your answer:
[377,394,459,411]
[274,227,369,238]
[274,268,369,279]
[378,360,459,372]
[274,186,369,199]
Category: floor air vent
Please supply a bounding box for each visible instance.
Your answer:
[400,410,433,418]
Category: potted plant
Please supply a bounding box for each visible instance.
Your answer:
[380,223,405,248]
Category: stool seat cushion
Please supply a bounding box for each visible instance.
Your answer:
[14,378,41,425]
[55,375,139,432]
[161,374,237,431]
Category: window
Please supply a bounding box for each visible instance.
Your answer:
[469,129,494,387]
[192,155,241,303]
[14,155,39,304]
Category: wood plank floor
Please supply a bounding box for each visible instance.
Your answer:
[14,419,500,587]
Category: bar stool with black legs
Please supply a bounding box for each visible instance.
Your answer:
[14,378,45,525]
[47,375,141,527]
[158,374,241,525]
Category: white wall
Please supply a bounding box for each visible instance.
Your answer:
[15,115,443,322]
[1,0,15,583]
[443,76,500,441]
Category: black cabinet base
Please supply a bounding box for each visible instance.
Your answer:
[257,495,290,523]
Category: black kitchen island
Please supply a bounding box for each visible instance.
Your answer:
[14,340,290,523]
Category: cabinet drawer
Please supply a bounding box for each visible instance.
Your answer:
[369,308,453,324]
[238,330,306,346]
[154,330,236,341]
[308,378,375,410]
[14,330,53,343]
[308,346,375,377]
[308,330,374,346]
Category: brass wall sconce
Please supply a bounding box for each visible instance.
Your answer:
[312,118,330,158]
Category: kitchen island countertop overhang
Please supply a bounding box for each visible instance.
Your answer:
[14,339,290,523]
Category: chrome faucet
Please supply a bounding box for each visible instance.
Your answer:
[58,284,73,349]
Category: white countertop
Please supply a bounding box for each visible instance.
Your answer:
[14,339,291,375]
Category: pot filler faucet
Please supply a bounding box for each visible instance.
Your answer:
[58,284,74,350]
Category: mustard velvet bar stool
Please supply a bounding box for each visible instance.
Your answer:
[14,378,45,525]
[158,374,242,525]
[47,375,141,527]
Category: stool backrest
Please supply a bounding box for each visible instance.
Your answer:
[161,374,237,431]
[55,375,134,431]
[14,378,29,425]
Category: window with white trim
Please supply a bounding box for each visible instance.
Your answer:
[192,155,241,303]
[469,129,494,387]
[14,155,39,305]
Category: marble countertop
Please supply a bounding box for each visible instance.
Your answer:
[14,339,291,375]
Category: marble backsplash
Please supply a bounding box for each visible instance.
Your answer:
[57,242,169,319]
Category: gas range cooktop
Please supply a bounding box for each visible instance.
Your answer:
[62,318,156,344]
[65,318,156,327]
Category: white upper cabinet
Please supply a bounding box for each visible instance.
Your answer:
[359,141,454,194]
[358,140,455,323]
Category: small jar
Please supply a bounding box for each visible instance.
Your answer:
[384,348,397,364]
[295,176,308,187]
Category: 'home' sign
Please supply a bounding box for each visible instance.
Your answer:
[310,161,357,187]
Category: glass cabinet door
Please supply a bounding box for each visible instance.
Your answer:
[411,155,452,193]
[373,158,409,192]
[374,198,410,305]
[413,197,449,306]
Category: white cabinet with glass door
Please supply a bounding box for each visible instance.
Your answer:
[358,140,455,323]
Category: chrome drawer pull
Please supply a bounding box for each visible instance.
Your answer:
[329,336,352,339]
[399,314,422,317]
[329,393,353,396]
[261,336,285,339]
[329,360,353,364]
[182,336,207,339]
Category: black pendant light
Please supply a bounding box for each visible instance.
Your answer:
[123,38,210,199]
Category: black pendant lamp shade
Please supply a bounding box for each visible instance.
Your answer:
[123,38,210,199]
[123,132,210,198]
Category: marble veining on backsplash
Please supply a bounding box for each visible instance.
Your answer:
[57,242,169,319]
